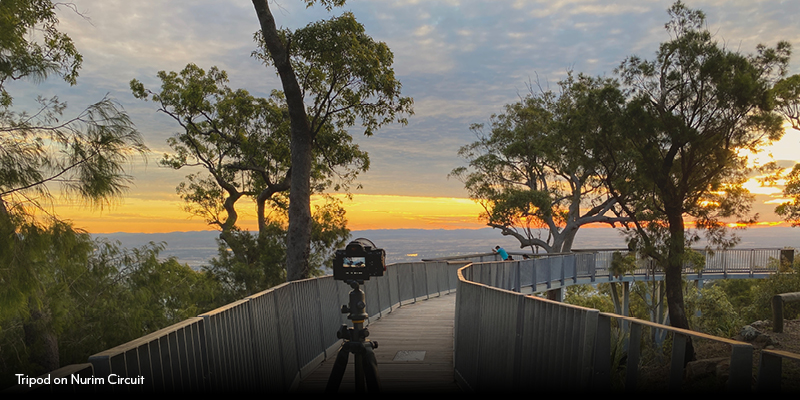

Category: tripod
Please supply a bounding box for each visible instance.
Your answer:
[325,280,381,393]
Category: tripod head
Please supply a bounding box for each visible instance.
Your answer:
[341,280,369,323]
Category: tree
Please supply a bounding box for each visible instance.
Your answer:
[134,64,292,260]
[771,74,800,226]
[0,235,224,388]
[451,74,627,253]
[1,1,146,218]
[204,193,350,300]
[593,2,791,337]
[132,63,364,287]
[774,163,800,226]
[252,1,413,281]
[0,0,146,375]
[773,74,800,131]
[0,0,81,108]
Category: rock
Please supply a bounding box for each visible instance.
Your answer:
[753,333,779,349]
[738,325,761,341]
[685,357,729,389]
[750,320,771,330]
[685,357,727,380]
[735,324,781,349]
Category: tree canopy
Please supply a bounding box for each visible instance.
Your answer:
[252,1,413,281]
[0,0,81,107]
[771,74,800,226]
[592,1,791,336]
[452,73,628,253]
[131,61,364,289]
[1,0,146,219]
[0,0,152,378]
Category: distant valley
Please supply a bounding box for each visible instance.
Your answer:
[93,227,800,270]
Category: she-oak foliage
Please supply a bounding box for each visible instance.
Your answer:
[0,1,218,384]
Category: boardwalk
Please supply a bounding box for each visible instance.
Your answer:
[294,293,462,393]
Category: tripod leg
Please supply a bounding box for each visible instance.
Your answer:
[325,346,350,393]
[355,353,365,392]
[362,345,381,392]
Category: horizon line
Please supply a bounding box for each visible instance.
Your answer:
[91,223,798,236]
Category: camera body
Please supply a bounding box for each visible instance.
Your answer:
[332,238,386,281]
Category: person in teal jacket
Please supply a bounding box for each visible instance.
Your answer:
[494,246,509,260]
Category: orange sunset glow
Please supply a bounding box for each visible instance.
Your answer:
[52,194,489,234]
[12,1,794,238]
[52,184,797,234]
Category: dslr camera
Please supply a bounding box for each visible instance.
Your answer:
[332,238,386,281]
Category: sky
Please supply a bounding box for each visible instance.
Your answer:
[8,0,800,233]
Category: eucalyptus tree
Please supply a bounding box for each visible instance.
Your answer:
[133,65,292,257]
[592,2,791,337]
[252,1,413,281]
[452,74,627,253]
[775,164,800,226]
[0,0,81,108]
[132,63,364,288]
[773,75,800,131]
[771,75,800,226]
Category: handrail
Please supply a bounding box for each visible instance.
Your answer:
[6,261,463,393]
[757,349,800,391]
[453,252,798,392]
[7,247,797,393]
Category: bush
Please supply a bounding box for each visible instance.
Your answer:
[686,283,743,337]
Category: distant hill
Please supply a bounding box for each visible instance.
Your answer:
[93,226,799,270]
[93,230,220,269]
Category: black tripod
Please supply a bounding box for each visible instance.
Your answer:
[325,280,381,393]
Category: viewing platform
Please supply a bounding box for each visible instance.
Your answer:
[7,247,800,393]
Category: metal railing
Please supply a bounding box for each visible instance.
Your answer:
[455,248,794,292]
[453,251,799,392]
[9,247,798,393]
[9,261,463,393]
[455,267,600,391]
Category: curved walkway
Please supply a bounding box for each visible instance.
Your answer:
[293,293,461,393]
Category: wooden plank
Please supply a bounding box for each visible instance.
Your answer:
[294,293,461,393]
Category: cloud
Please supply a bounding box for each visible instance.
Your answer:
[18,0,800,231]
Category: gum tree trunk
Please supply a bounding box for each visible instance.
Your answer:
[252,0,313,280]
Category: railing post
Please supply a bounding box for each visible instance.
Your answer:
[669,334,687,392]
[723,250,728,279]
[757,351,783,392]
[728,344,754,392]
[773,295,785,333]
[626,323,642,391]
[592,314,611,391]
[545,258,552,289]
[773,292,800,333]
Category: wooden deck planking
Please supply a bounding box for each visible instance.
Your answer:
[293,293,462,393]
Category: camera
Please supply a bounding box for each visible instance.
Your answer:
[332,238,386,281]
